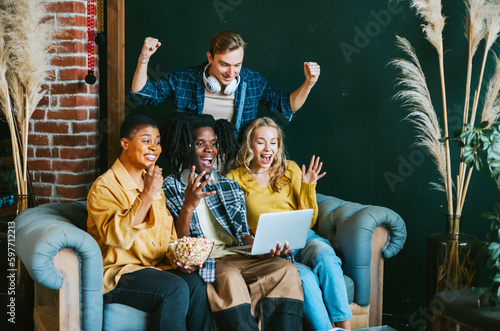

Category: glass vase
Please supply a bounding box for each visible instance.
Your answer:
[426,214,478,306]
[16,193,31,215]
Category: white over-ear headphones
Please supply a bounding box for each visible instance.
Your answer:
[203,63,240,95]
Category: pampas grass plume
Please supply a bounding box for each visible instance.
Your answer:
[481,54,500,127]
[390,36,448,189]
[410,0,446,54]
[484,0,500,52]
[465,0,487,56]
[4,0,55,119]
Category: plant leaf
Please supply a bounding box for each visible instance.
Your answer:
[480,121,490,129]
[464,154,475,165]
[495,202,500,216]
[482,212,498,220]
[471,286,487,293]
[475,156,483,171]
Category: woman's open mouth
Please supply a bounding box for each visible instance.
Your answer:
[260,154,272,165]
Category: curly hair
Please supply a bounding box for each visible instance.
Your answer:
[230,117,291,192]
[160,113,239,175]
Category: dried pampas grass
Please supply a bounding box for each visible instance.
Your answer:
[409,0,453,213]
[485,0,500,52]
[476,0,500,127]
[481,54,500,127]
[393,0,500,216]
[410,0,446,55]
[463,0,487,126]
[0,0,56,200]
[390,36,448,191]
[392,0,500,302]
[465,0,487,57]
[4,0,53,117]
[0,16,22,195]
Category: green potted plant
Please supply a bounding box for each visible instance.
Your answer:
[449,122,500,305]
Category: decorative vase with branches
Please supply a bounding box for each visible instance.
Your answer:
[390,0,500,297]
[0,0,56,214]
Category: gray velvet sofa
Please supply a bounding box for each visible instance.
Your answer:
[15,193,407,330]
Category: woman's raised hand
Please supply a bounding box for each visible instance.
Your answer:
[143,164,164,199]
[302,155,326,184]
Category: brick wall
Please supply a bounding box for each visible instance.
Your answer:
[28,0,99,204]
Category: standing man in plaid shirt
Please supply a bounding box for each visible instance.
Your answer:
[130,30,320,133]
[161,114,303,331]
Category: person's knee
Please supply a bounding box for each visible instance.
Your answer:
[160,274,190,300]
[279,259,301,276]
[186,273,209,298]
[305,239,341,266]
[215,266,245,288]
[296,264,318,289]
[277,261,302,291]
[169,280,190,309]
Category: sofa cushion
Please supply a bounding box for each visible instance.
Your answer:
[344,274,355,304]
[103,303,151,331]
[102,276,355,331]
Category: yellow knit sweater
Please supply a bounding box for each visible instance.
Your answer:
[227,161,318,233]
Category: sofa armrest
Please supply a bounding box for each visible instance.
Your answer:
[15,202,103,331]
[315,193,407,307]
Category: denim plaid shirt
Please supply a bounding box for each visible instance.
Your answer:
[163,174,252,283]
[129,63,293,132]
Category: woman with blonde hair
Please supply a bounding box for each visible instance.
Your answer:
[227,117,352,331]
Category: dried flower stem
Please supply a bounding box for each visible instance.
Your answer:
[456,1,495,215]
[460,167,474,212]
[438,53,454,215]
[463,0,487,124]
[455,0,486,216]
[0,84,23,194]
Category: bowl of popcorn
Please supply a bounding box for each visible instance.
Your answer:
[169,237,214,266]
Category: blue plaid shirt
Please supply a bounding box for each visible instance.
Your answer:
[130,63,293,132]
[163,174,252,283]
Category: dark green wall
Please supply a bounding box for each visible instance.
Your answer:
[124,1,499,329]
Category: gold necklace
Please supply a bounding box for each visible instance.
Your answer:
[250,168,270,175]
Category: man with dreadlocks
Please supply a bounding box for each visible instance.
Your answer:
[161,114,304,331]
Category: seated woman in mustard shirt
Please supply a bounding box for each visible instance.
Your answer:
[87,115,213,331]
[227,117,352,331]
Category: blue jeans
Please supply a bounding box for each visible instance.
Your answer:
[293,229,352,331]
[104,268,213,331]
